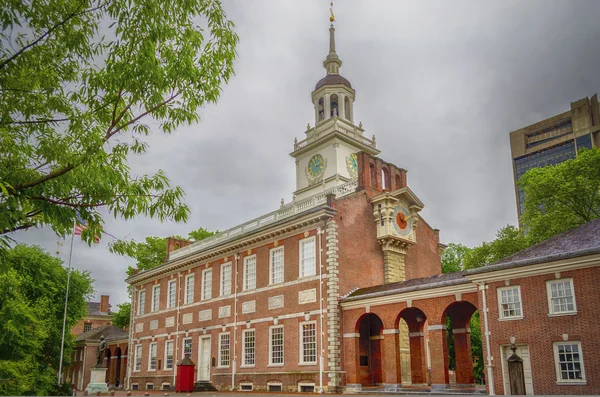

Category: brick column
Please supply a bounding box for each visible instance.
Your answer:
[453,328,474,385]
[381,330,401,386]
[428,325,449,391]
[408,332,427,384]
[343,333,361,388]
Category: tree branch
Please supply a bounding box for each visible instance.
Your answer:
[30,195,111,208]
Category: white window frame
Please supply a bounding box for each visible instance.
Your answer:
[299,321,317,365]
[164,340,174,370]
[268,325,284,366]
[243,255,256,291]
[220,262,232,297]
[138,290,146,315]
[148,342,157,371]
[299,236,316,278]
[241,329,256,368]
[497,286,523,320]
[151,285,160,312]
[553,341,586,384]
[546,278,577,316]
[218,332,231,368]
[184,274,195,304]
[134,344,142,372]
[269,246,285,285]
[201,268,212,301]
[182,337,192,359]
[167,280,177,308]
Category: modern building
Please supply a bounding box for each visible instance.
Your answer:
[71,294,113,335]
[509,95,600,217]
[123,15,600,396]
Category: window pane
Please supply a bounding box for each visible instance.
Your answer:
[183,339,192,358]
[220,333,230,366]
[139,291,146,314]
[302,323,316,363]
[556,343,584,381]
[135,345,142,371]
[270,326,284,365]
[152,286,160,312]
[244,331,255,366]
[165,341,174,369]
[202,270,212,300]
[221,264,232,296]
[271,248,284,284]
[185,275,194,304]
[149,344,157,370]
[301,239,316,277]
[244,256,256,290]
[168,280,176,308]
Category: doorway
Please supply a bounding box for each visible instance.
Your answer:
[197,336,211,381]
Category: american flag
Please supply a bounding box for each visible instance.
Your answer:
[74,212,100,243]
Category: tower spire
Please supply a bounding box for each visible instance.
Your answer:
[324,1,342,75]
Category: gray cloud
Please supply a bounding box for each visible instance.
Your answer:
[13,0,600,306]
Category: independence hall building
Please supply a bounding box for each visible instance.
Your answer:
[124,21,600,395]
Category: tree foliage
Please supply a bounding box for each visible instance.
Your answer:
[111,227,216,276]
[111,302,130,329]
[441,243,470,273]
[0,0,238,246]
[520,148,600,244]
[0,244,94,396]
[463,225,530,269]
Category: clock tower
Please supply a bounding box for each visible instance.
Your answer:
[290,14,379,200]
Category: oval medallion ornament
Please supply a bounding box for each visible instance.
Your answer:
[392,205,412,236]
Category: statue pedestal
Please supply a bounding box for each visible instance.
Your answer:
[85,367,108,395]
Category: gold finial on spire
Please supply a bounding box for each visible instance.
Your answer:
[329,1,335,23]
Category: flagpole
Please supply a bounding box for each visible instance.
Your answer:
[58,219,76,387]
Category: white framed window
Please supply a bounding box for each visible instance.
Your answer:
[164,340,174,370]
[182,337,192,359]
[218,332,230,367]
[134,344,142,371]
[270,247,284,285]
[201,268,212,300]
[83,323,92,332]
[299,236,316,278]
[554,341,586,383]
[242,329,256,367]
[148,342,157,370]
[167,280,177,308]
[300,321,317,364]
[220,262,232,296]
[184,274,195,304]
[138,290,146,315]
[243,255,256,290]
[547,278,577,315]
[269,325,284,366]
[497,286,523,319]
[151,285,160,312]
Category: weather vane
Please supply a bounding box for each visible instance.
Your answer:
[329,1,335,23]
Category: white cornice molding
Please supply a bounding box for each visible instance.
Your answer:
[340,282,477,310]
[465,254,600,283]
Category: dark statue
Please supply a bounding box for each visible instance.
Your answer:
[96,335,107,367]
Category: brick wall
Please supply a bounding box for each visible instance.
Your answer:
[404,219,442,280]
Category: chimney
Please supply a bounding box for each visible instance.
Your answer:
[100,295,110,313]
[165,237,192,261]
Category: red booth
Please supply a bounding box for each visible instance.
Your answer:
[176,355,196,392]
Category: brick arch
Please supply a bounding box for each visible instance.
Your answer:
[354,312,384,334]
[395,306,428,332]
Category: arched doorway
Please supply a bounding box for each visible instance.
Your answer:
[443,301,479,386]
[396,307,428,386]
[356,313,384,386]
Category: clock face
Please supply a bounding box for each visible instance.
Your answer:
[308,154,326,177]
[346,153,358,177]
[392,205,412,236]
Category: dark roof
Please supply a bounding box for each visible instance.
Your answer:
[315,74,352,90]
[468,218,600,274]
[76,324,128,342]
[342,271,468,302]
[87,301,112,316]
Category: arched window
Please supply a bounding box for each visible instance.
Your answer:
[395,174,402,190]
[382,168,390,191]
[318,97,324,121]
[330,94,339,117]
[344,96,351,121]
[369,164,377,188]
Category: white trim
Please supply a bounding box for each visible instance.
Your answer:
[167,279,177,308]
[184,274,195,304]
[241,328,256,367]
[497,285,523,320]
[299,320,317,365]
[298,382,316,392]
[148,342,157,371]
[151,285,160,312]
[242,255,256,291]
[340,282,477,309]
[164,340,174,370]
[382,329,399,334]
[299,236,317,278]
[137,290,146,315]
[239,382,254,391]
[408,332,425,337]
[217,332,230,368]
[269,246,285,285]
[268,325,285,366]
[133,344,142,372]
[427,324,445,331]
[553,341,586,384]
[197,335,211,382]
[201,268,212,301]
[343,333,360,338]
[546,278,577,316]
[220,262,232,297]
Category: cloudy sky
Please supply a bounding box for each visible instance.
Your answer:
[14,0,600,307]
